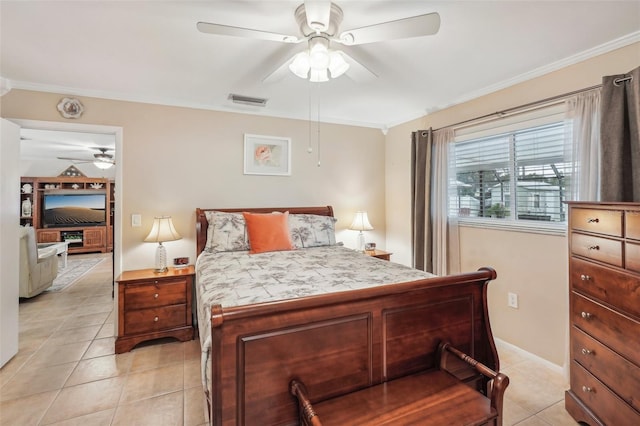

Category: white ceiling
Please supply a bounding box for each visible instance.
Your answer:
[1,1,639,130]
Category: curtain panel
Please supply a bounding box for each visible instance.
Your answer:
[411,130,432,272]
[567,88,601,201]
[411,128,453,275]
[600,66,640,202]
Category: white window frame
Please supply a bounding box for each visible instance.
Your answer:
[450,104,569,236]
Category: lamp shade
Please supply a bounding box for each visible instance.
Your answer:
[349,211,373,231]
[144,216,182,243]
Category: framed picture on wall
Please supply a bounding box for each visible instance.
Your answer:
[243,134,291,176]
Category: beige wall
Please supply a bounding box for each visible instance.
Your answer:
[2,91,387,273]
[385,42,640,366]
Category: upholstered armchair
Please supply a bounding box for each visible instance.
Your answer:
[19,227,59,298]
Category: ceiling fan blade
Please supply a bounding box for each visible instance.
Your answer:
[262,47,303,84]
[197,21,302,43]
[340,50,378,83]
[56,157,93,163]
[337,12,440,46]
[304,0,332,32]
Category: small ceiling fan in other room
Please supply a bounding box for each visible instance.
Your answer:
[57,147,115,170]
[197,0,440,82]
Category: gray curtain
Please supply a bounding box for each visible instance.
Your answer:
[600,66,640,201]
[411,129,433,272]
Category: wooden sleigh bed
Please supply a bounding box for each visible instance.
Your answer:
[195,206,501,425]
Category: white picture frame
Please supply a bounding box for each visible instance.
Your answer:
[243,134,291,176]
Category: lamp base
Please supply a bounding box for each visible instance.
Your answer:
[356,231,365,252]
[154,242,168,273]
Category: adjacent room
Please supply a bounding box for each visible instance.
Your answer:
[1,1,639,425]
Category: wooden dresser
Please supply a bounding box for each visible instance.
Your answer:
[565,202,640,425]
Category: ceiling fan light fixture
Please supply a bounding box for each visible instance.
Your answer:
[328,51,349,78]
[308,37,330,70]
[289,52,311,78]
[93,159,113,170]
[309,68,329,83]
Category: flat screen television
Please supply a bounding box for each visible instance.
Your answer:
[42,191,107,228]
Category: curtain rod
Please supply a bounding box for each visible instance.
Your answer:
[435,83,602,132]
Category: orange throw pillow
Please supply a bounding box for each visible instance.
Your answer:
[243,211,294,254]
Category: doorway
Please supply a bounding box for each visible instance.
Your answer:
[13,118,122,301]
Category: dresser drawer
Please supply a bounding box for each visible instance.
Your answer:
[572,293,640,366]
[571,233,623,267]
[627,210,640,240]
[124,305,187,335]
[572,327,640,412]
[571,208,623,237]
[571,257,640,318]
[570,361,640,426]
[627,242,640,273]
[123,278,187,310]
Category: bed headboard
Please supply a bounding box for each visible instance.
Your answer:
[195,206,335,256]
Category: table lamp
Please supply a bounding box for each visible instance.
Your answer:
[349,211,373,252]
[144,216,182,272]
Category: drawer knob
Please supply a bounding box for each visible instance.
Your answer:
[154,316,159,322]
[154,293,159,299]
[581,311,593,319]
[587,245,600,251]
[587,218,599,223]
[581,348,594,356]
[580,274,591,281]
[582,385,593,393]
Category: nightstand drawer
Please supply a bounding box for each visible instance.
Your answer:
[572,293,640,366]
[571,361,639,425]
[571,233,622,267]
[572,327,640,411]
[124,305,187,335]
[570,208,623,237]
[571,257,640,318]
[123,278,187,310]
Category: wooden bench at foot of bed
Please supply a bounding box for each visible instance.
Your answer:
[291,342,509,426]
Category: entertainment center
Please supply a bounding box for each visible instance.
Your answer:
[20,176,114,254]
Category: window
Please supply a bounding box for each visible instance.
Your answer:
[449,120,571,227]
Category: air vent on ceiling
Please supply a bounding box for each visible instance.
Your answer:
[228,94,268,107]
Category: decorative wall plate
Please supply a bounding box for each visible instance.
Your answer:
[57,97,84,119]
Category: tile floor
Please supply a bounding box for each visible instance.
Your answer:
[1,253,578,425]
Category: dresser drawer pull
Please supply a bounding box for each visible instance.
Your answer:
[154,316,159,322]
[586,218,599,223]
[587,245,600,251]
[582,386,594,393]
[580,274,591,281]
[581,311,593,319]
[154,293,159,299]
[581,348,594,356]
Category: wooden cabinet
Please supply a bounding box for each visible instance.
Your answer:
[19,176,113,254]
[115,267,195,353]
[565,202,640,426]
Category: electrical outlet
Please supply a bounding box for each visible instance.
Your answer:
[508,292,518,309]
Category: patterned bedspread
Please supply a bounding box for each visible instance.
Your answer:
[194,245,434,400]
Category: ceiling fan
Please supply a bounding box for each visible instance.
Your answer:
[57,147,115,170]
[197,0,440,82]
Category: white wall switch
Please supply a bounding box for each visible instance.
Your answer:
[508,292,518,309]
[131,214,142,227]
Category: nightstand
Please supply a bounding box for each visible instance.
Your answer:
[365,249,392,261]
[115,266,194,353]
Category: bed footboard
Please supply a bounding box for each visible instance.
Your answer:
[206,267,498,425]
